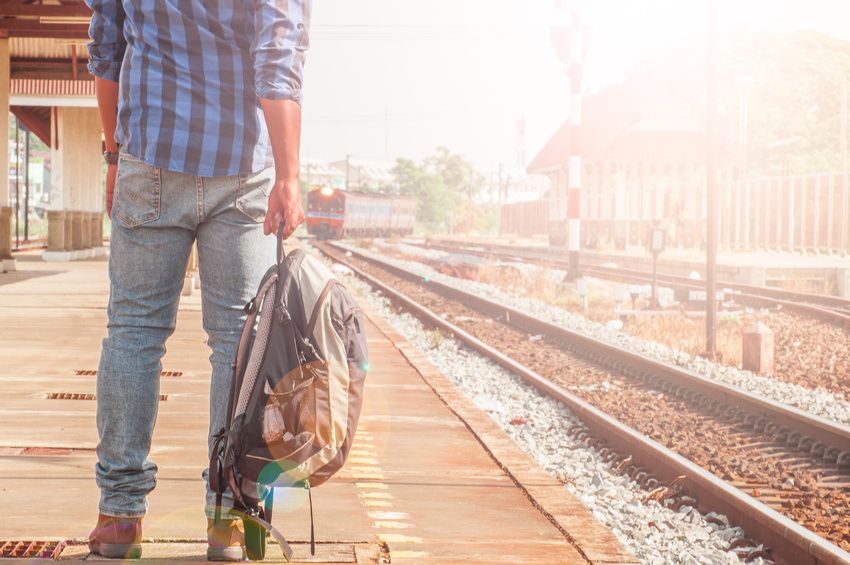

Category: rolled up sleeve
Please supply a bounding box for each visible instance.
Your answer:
[86,0,126,82]
[252,0,311,103]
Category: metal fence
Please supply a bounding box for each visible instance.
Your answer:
[499,200,548,238]
[719,172,850,254]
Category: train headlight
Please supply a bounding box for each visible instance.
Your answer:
[320,186,334,196]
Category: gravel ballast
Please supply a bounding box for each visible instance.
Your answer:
[344,242,850,428]
[326,250,768,565]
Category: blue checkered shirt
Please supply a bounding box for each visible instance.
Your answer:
[86,0,310,177]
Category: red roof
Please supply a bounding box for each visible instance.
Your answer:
[527,72,739,173]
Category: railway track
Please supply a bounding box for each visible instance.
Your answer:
[413,241,850,325]
[316,241,850,565]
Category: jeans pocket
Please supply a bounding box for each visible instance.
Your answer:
[236,168,273,223]
[114,153,162,228]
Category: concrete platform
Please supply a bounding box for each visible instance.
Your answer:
[438,236,850,297]
[581,246,850,296]
[0,246,637,564]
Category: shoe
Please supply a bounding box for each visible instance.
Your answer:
[207,518,246,561]
[88,513,143,559]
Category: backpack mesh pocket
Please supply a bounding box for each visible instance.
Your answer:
[262,360,324,449]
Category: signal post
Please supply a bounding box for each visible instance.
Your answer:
[551,1,590,281]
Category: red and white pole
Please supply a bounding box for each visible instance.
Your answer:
[567,8,583,280]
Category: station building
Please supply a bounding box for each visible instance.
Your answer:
[522,72,740,249]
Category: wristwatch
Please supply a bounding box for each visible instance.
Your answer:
[103,150,120,165]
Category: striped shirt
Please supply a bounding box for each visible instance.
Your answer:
[86,0,310,177]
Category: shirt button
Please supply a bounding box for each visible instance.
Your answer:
[297,23,303,29]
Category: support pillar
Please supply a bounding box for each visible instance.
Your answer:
[63,212,73,252]
[91,212,103,254]
[614,163,627,249]
[47,211,66,251]
[81,212,92,251]
[0,207,13,272]
[43,210,75,262]
[0,207,11,260]
[97,212,104,249]
[71,211,83,252]
[0,39,12,271]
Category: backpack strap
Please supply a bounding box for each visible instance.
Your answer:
[276,224,286,267]
[245,513,294,563]
[226,266,277,427]
[233,276,278,420]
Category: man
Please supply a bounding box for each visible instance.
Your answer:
[85,0,311,559]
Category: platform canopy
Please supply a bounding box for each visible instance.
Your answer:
[1,0,93,148]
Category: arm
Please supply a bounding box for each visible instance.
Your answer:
[259,98,304,238]
[86,0,126,218]
[252,0,311,239]
[95,77,120,219]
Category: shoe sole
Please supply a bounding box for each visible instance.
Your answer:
[89,542,142,559]
[207,545,247,562]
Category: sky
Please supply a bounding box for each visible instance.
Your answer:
[299,0,850,171]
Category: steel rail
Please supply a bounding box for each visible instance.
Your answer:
[322,242,850,565]
[416,241,850,325]
[338,243,850,454]
[424,241,850,310]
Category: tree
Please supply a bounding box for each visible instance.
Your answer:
[393,147,486,230]
[630,30,850,176]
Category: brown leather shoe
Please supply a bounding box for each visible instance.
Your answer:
[88,513,143,559]
[207,518,246,561]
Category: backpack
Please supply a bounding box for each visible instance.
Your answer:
[209,228,368,561]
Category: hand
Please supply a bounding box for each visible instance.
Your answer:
[263,178,304,238]
[105,162,118,219]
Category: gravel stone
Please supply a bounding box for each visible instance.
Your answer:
[344,242,850,427]
[334,261,769,565]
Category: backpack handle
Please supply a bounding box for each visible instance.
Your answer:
[276,223,286,266]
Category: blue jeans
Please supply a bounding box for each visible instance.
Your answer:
[95,152,276,518]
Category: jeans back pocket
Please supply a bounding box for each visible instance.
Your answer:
[115,153,162,228]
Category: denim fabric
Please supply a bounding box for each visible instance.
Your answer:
[96,151,275,518]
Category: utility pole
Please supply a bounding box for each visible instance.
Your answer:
[842,85,848,256]
[345,155,350,190]
[705,0,718,355]
[551,0,590,281]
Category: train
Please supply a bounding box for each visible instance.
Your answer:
[305,187,417,239]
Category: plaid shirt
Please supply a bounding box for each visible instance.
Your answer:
[86,0,310,177]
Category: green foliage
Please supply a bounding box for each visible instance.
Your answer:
[451,202,488,235]
[718,312,741,326]
[425,328,444,349]
[631,30,850,177]
[393,147,486,231]
[720,31,850,176]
